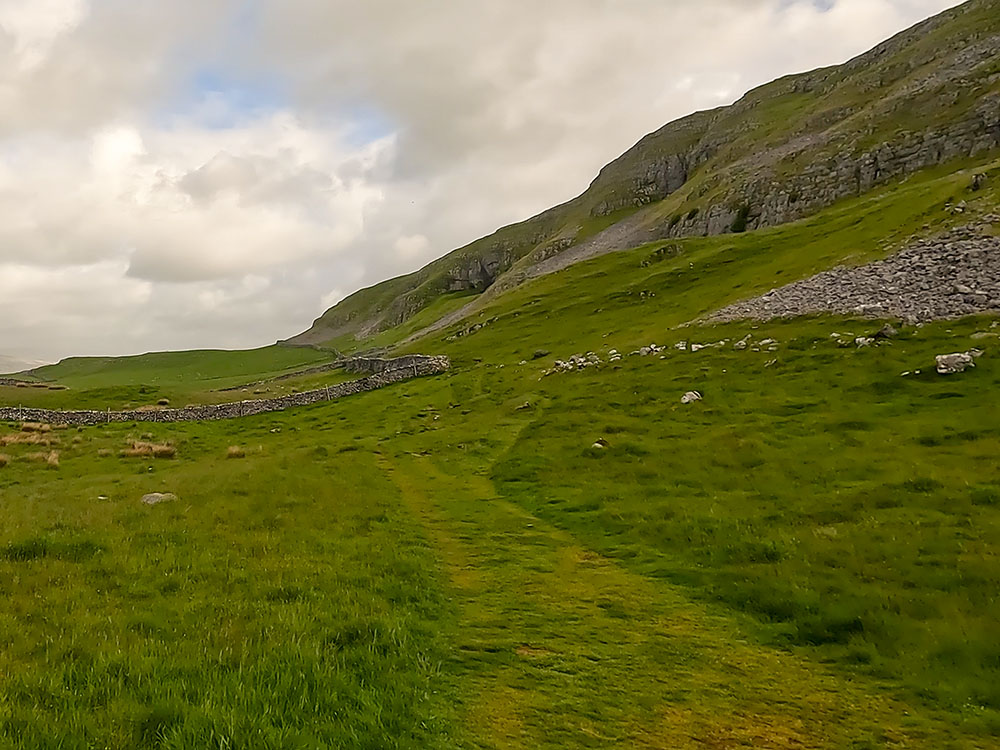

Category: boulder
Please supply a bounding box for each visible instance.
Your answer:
[935,350,982,375]
[681,391,703,404]
[142,492,177,506]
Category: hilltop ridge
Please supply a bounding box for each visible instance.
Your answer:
[291,0,1000,349]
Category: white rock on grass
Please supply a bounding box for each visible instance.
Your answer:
[681,391,703,404]
[142,493,177,506]
[936,350,983,375]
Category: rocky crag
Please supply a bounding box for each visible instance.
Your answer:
[706,221,1000,323]
[294,0,1000,348]
[0,356,449,427]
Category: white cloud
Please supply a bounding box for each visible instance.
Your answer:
[0,0,965,363]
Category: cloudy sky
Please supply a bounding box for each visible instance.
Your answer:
[0,0,963,365]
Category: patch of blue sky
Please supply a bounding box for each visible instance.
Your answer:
[153,66,292,129]
[778,0,836,10]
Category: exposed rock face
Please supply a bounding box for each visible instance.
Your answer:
[0,356,450,427]
[706,226,1000,323]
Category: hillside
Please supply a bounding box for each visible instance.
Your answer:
[292,0,1000,349]
[1,156,998,744]
[1,2,1000,746]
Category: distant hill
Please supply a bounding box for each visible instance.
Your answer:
[290,0,1000,349]
[0,354,46,376]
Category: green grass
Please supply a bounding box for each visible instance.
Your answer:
[26,346,329,390]
[0,346,341,411]
[0,417,458,748]
[322,291,480,353]
[1,151,999,744]
[3,309,995,745]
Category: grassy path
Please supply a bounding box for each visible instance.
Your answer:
[381,447,973,749]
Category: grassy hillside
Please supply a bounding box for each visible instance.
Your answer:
[25,346,330,389]
[2,4,999,744]
[1,346,337,411]
[1,150,998,746]
[1,322,996,747]
[293,0,1000,349]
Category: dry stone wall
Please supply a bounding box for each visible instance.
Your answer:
[0,355,449,427]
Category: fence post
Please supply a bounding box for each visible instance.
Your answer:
[325,385,331,401]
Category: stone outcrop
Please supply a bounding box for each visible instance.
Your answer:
[0,355,450,427]
[936,350,983,374]
[706,225,1000,324]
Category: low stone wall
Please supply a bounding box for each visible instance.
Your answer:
[0,355,450,426]
[340,355,435,375]
[217,354,429,392]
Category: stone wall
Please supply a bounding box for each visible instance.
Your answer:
[218,355,430,392]
[0,355,450,426]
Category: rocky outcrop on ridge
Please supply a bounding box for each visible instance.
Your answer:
[706,224,1000,323]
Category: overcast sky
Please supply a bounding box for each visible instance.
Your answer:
[0,0,964,365]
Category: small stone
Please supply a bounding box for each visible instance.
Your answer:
[875,324,898,340]
[681,391,703,404]
[592,438,609,449]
